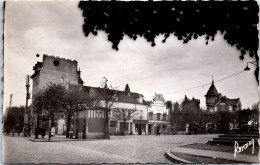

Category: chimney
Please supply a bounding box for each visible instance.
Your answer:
[125,84,130,96]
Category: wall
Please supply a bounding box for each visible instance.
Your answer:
[57,119,66,135]
[34,55,79,92]
[112,102,148,120]
[148,100,168,115]
[76,109,106,139]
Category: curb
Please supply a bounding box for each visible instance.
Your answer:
[29,138,111,142]
[165,147,192,164]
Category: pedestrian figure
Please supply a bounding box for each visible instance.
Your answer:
[208,125,212,134]
[185,123,189,135]
[156,125,160,136]
[41,127,45,139]
[194,124,198,134]
[12,128,15,136]
[28,127,31,137]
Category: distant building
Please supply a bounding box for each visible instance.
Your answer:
[205,80,242,133]
[147,93,170,135]
[205,80,242,112]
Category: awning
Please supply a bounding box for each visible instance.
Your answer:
[133,119,148,124]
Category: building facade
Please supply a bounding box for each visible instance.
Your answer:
[205,80,242,112]
[147,93,170,135]
[31,55,149,138]
[31,55,84,135]
[110,86,148,135]
[70,84,149,138]
[205,80,242,132]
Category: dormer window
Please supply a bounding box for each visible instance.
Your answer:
[138,94,144,103]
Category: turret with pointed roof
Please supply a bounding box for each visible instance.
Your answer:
[205,80,219,96]
[125,84,130,93]
[205,80,220,111]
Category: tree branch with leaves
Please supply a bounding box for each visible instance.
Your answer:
[61,87,99,138]
[44,84,65,141]
[32,90,45,139]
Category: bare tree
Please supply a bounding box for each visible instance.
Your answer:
[250,102,259,125]
[112,108,137,135]
[103,87,118,139]
[62,87,99,138]
[251,102,259,111]
[32,90,45,139]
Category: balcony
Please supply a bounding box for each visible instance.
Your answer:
[148,114,169,122]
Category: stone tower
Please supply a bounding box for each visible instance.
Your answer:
[31,54,84,96]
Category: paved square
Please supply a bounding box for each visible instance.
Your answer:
[2,134,217,164]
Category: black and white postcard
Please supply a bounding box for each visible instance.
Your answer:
[2,1,259,164]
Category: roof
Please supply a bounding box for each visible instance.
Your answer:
[218,97,240,106]
[69,84,147,105]
[205,81,219,96]
[31,62,43,79]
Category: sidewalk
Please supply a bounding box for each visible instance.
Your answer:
[29,135,110,142]
[168,146,259,163]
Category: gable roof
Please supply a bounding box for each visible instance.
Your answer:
[217,97,240,106]
[205,81,219,96]
[69,84,147,105]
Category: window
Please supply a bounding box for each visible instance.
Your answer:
[140,110,143,119]
[88,110,104,118]
[157,113,160,121]
[53,60,60,66]
[163,114,166,121]
[149,112,153,120]
[220,103,226,110]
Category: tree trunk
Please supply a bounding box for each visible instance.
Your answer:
[123,117,126,136]
[48,115,55,141]
[35,113,40,139]
[66,115,72,138]
[104,109,110,139]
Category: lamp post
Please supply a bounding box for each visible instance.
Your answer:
[244,61,257,71]
[24,75,30,137]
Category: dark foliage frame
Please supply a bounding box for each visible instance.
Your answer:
[78,1,259,83]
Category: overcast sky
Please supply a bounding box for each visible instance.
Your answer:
[3,1,259,113]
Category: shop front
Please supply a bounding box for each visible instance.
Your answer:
[133,119,148,135]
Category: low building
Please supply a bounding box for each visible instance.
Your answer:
[147,93,170,135]
[68,84,149,138]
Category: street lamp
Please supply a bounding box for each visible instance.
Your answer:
[244,61,257,71]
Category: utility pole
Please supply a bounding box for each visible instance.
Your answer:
[24,75,30,136]
[103,77,110,138]
[9,94,13,108]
